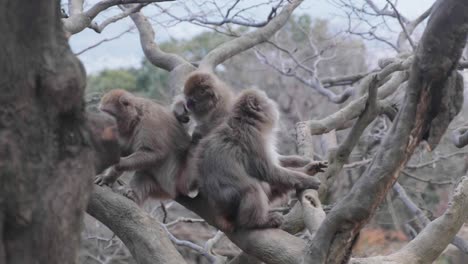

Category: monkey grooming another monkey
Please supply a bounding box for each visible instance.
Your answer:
[182,70,234,144]
[175,71,327,175]
[196,89,321,232]
[95,89,196,205]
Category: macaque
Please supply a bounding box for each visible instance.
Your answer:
[182,70,234,144]
[85,109,120,174]
[174,71,327,175]
[95,89,196,205]
[195,89,321,232]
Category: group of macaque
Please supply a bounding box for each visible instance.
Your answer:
[95,71,326,232]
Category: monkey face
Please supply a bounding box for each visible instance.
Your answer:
[99,89,140,133]
[185,87,216,115]
[184,72,218,116]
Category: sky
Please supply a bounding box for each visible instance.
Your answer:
[68,0,436,74]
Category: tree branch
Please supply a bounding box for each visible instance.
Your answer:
[299,67,408,135]
[129,11,190,72]
[198,0,303,71]
[87,186,187,264]
[62,0,173,34]
[305,0,468,262]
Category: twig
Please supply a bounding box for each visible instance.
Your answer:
[75,27,134,55]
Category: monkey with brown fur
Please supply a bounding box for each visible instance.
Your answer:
[95,89,197,205]
[181,70,234,144]
[195,89,321,232]
[176,71,327,175]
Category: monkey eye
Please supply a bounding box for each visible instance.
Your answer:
[199,89,206,95]
[121,100,130,107]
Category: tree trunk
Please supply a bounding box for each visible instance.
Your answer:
[0,1,93,263]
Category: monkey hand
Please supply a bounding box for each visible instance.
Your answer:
[172,95,190,124]
[303,161,328,176]
[94,165,121,187]
[297,176,321,190]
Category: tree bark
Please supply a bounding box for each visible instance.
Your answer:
[0,1,93,263]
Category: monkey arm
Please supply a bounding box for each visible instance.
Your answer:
[277,155,311,167]
[95,149,165,187]
[278,155,328,176]
[116,148,165,172]
[267,166,321,190]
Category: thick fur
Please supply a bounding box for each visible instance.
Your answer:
[196,89,321,232]
[96,89,196,205]
[183,71,234,143]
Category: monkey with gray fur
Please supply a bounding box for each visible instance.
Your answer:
[174,71,327,175]
[181,70,234,144]
[95,89,197,205]
[195,89,321,232]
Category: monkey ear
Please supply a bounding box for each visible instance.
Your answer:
[119,95,130,107]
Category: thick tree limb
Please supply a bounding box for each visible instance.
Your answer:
[87,186,187,264]
[305,0,468,262]
[130,12,190,72]
[198,0,303,71]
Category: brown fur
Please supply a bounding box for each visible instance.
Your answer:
[183,71,234,143]
[195,89,321,232]
[95,89,196,205]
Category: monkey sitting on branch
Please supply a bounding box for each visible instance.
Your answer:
[172,70,327,176]
[194,89,321,232]
[95,89,197,205]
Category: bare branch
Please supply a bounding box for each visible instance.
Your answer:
[89,4,147,33]
[129,11,190,71]
[255,48,355,103]
[300,69,408,135]
[406,149,468,169]
[161,224,222,263]
[385,0,415,50]
[199,0,303,71]
[62,0,173,34]
[75,27,134,56]
[396,4,434,51]
[156,0,284,28]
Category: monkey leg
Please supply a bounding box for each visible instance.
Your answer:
[278,155,311,167]
[236,185,283,229]
[270,167,321,191]
[129,172,173,206]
